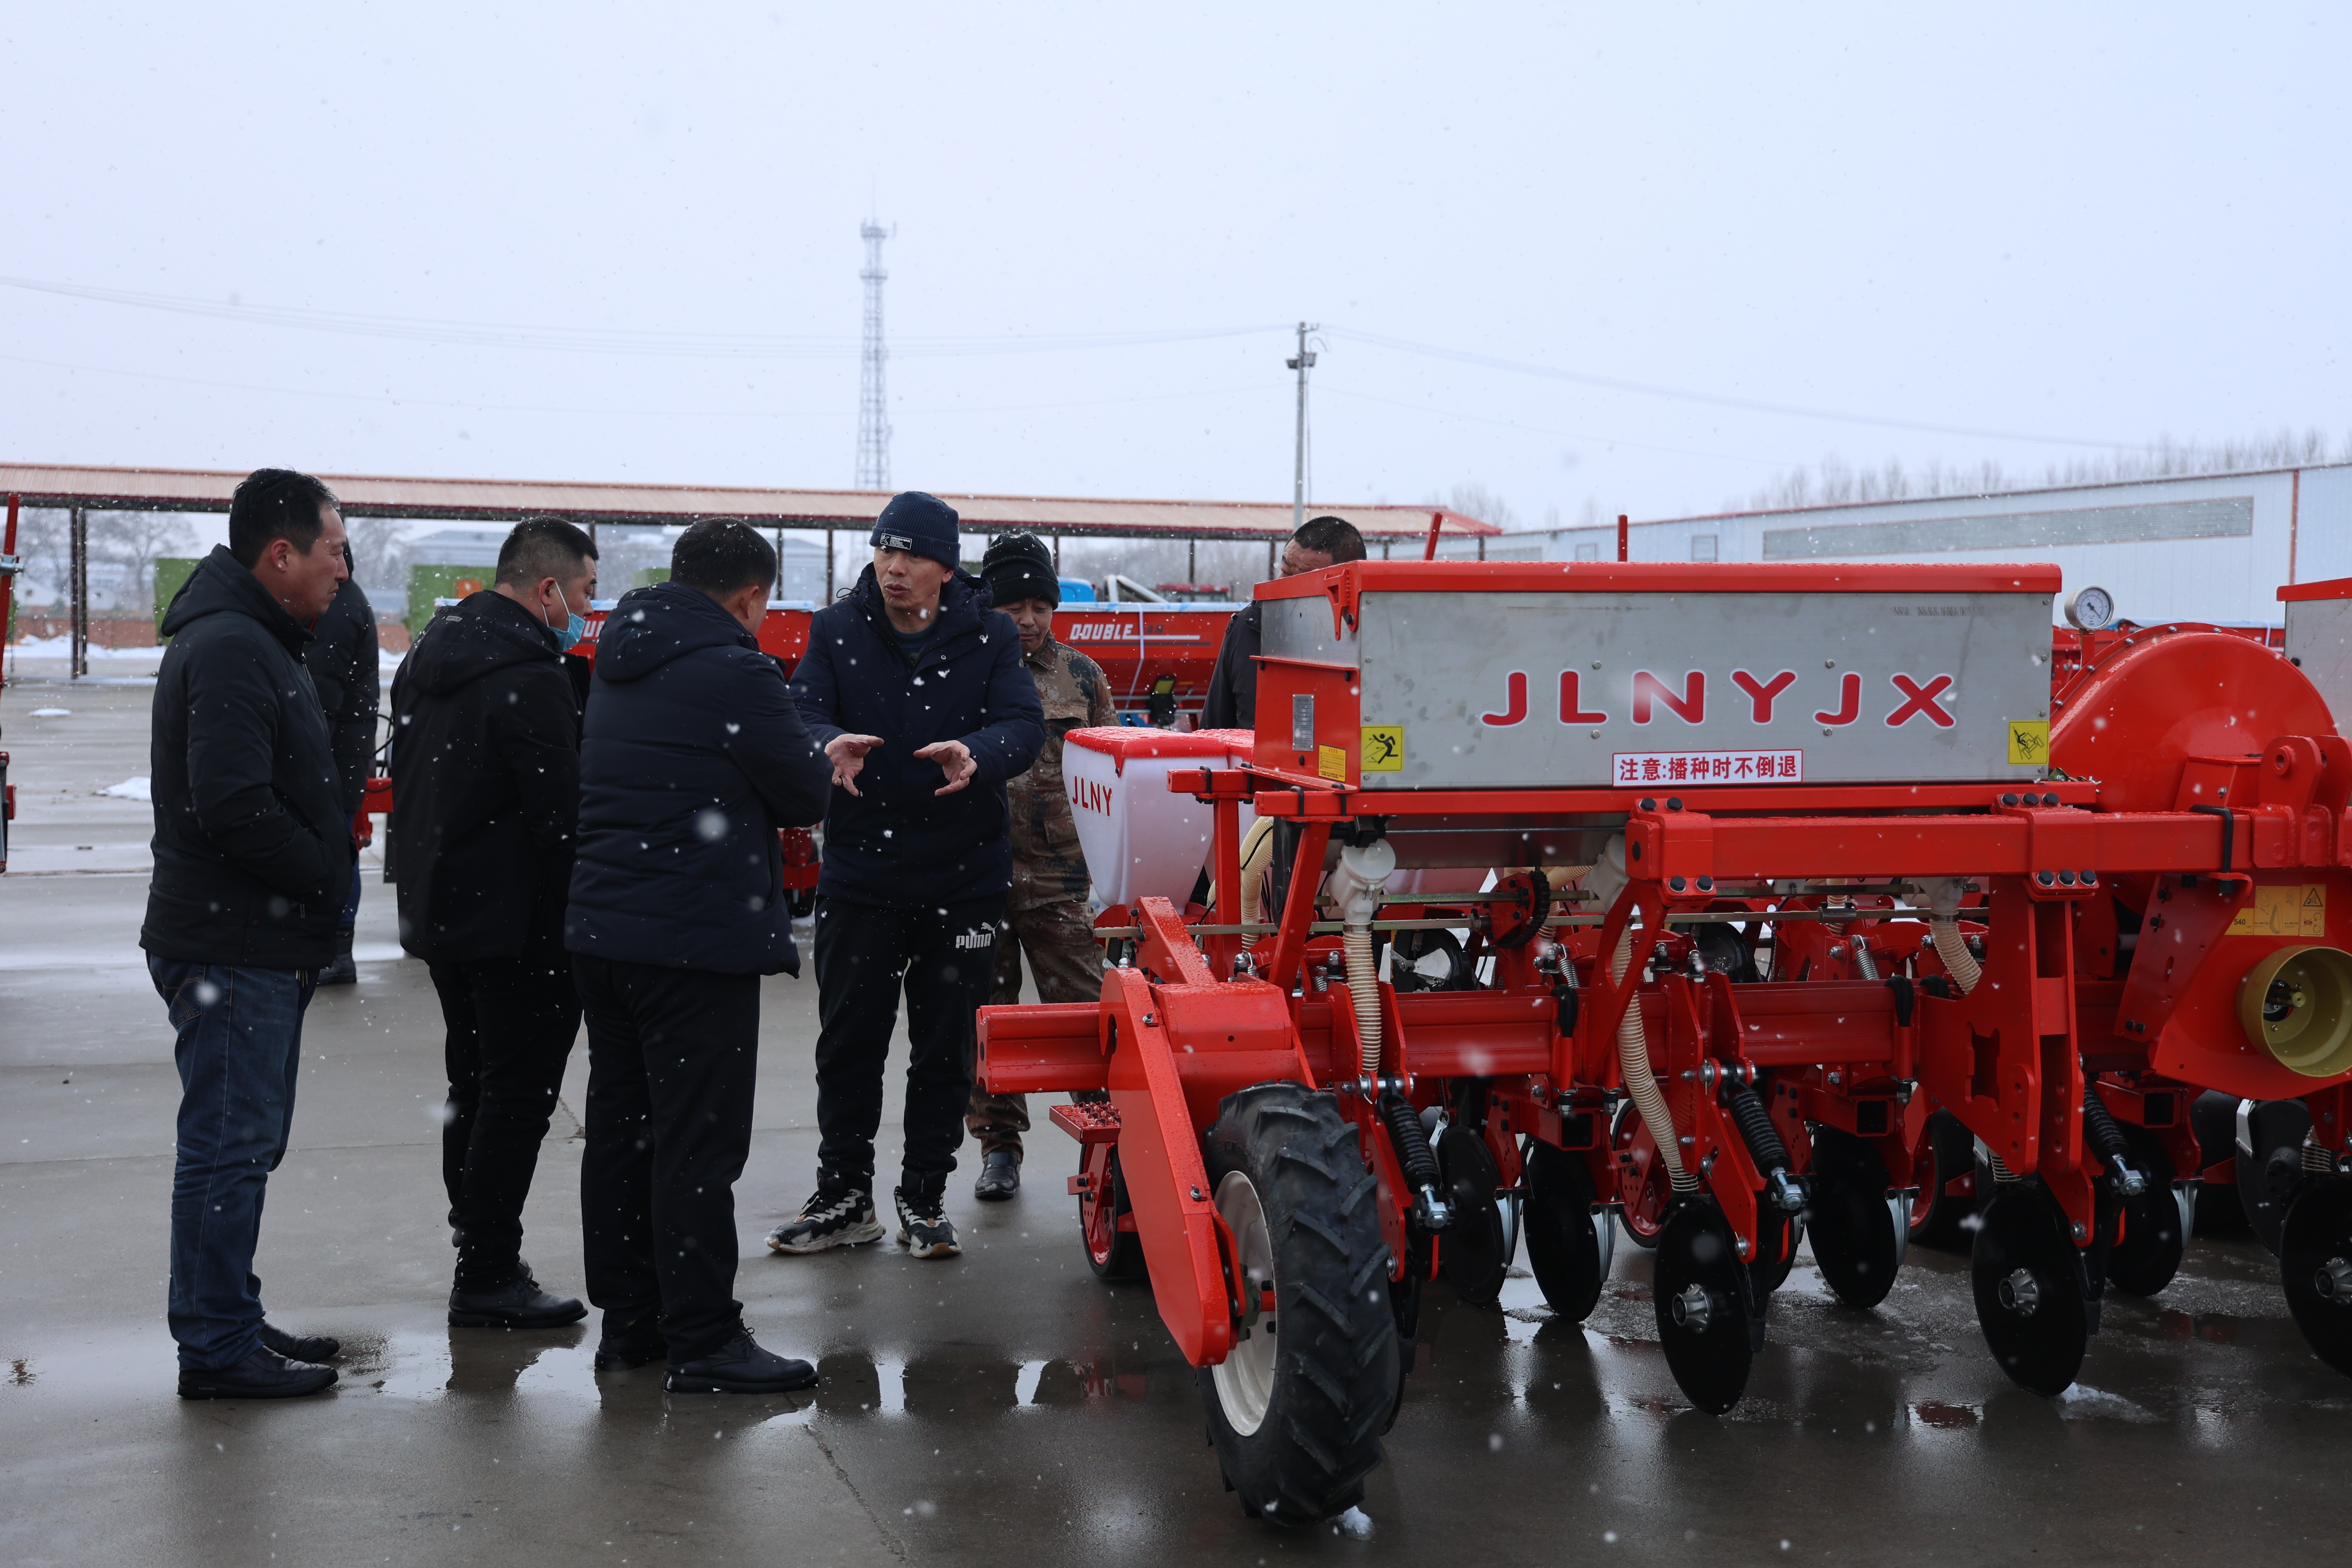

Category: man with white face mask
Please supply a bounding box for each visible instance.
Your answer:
[389,517,599,1328]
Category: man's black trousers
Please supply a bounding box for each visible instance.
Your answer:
[813,893,1003,1193]
[426,955,579,1291]
[574,955,760,1363]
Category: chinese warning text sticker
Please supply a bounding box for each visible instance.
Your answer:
[1612,750,1803,785]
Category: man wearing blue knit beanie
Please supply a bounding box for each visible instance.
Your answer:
[771,492,1045,1259]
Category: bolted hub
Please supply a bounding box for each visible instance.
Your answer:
[2315,1256,2352,1304]
[1997,1266,2042,1317]
[1670,1284,1715,1333]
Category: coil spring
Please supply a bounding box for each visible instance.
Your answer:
[1379,1091,1442,1189]
[2305,1136,2337,1175]
[2081,1087,2132,1167]
[1723,1081,1790,1173]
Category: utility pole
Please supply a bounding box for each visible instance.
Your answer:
[1287,321,1319,533]
[856,221,894,491]
[69,506,88,680]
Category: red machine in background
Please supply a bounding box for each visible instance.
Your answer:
[979,559,2352,1526]
[362,594,1242,900]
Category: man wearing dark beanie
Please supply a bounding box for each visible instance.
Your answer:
[962,533,1114,1200]
[771,492,1044,1260]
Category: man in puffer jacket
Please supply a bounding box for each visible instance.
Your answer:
[565,519,831,1394]
[767,490,1044,1262]
[389,517,598,1331]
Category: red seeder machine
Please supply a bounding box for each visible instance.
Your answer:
[978,558,2352,1524]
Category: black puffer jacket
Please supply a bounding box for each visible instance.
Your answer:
[388,590,580,962]
[141,545,351,969]
[789,565,1044,907]
[565,583,831,975]
[303,576,379,814]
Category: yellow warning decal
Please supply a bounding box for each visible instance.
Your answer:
[1361,725,1404,773]
[2007,720,2049,766]
[1317,744,1348,782]
[2230,883,2327,937]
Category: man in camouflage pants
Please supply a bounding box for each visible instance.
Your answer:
[967,533,1116,1200]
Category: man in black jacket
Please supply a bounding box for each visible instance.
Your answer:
[390,518,598,1329]
[1200,514,1367,729]
[144,468,353,1400]
[767,491,1044,1262]
[304,560,378,985]
[566,519,831,1392]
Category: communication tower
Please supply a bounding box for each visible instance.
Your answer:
[857,221,894,490]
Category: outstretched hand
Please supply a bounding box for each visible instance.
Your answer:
[913,739,977,796]
[826,733,886,795]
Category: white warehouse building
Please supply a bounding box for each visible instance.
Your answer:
[1437,462,2352,626]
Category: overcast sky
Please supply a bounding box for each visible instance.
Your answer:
[4,3,2347,532]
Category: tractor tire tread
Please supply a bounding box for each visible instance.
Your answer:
[1198,1081,1399,1527]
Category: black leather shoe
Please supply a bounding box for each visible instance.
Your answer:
[178,1347,337,1400]
[595,1309,665,1372]
[259,1323,341,1362]
[317,935,357,986]
[449,1270,588,1329]
[974,1149,1020,1201]
[665,1328,818,1393]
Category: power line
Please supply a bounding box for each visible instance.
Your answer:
[0,274,1281,360]
[1322,326,2163,452]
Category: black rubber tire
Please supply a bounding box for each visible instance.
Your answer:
[1523,1140,1609,1320]
[2238,1099,2314,1256]
[1806,1127,1905,1309]
[2278,1178,2352,1379]
[1390,928,1469,993]
[1436,1124,1507,1306]
[2107,1126,2185,1298]
[1910,1109,1980,1251]
[1198,1082,1399,1527]
[1652,1200,1763,1415]
[1084,1148,1147,1282]
[2190,1091,2250,1237]
[1972,1188,2090,1396]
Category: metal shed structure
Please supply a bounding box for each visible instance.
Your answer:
[1436,461,2352,627]
[1,463,1498,671]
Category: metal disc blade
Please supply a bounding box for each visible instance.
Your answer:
[1807,1128,1903,1309]
[1971,1189,2090,1396]
[1653,1201,1761,1415]
[2278,1178,2352,1379]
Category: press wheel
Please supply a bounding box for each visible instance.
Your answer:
[1611,1100,1668,1250]
[1436,1124,1508,1306]
[1971,1188,2091,1396]
[2278,1177,2352,1378]
[1908,1109,1980,1250]
[1806,1127,1908,1309]
[2107,1125,2186,1298]
[1652,1200,1764,1415]
[1523,1139,1611,1320]
[1080,1144,1145,1282]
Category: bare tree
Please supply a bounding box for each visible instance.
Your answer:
[1734,426,2352,512]
[91,510,194,613]
[1425,483,1519,531]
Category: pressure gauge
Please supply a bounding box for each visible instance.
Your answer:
[2064,585,2115,631]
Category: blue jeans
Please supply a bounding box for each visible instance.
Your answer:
[151,956,316,1369]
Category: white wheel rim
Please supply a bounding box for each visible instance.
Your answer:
[1211,1170,1278,1436]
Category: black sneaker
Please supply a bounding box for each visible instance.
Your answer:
[665,1327,819,1394]
[449,1268,588,1329]
[178,1346,337,1400]
[974,1149,1020,1201]
[767,1187,885,1254]
[895,1181,961,1259]
[594,1308,665,1372]
[259,1322,341,1362]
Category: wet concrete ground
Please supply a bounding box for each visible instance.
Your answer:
[7,665,2352,1565]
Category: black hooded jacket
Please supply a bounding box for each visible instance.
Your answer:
[141,545,352,969]
[388,589,581,963]
[303,575,380,814]
[788,564,1045,908]
[564,582,831,975]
